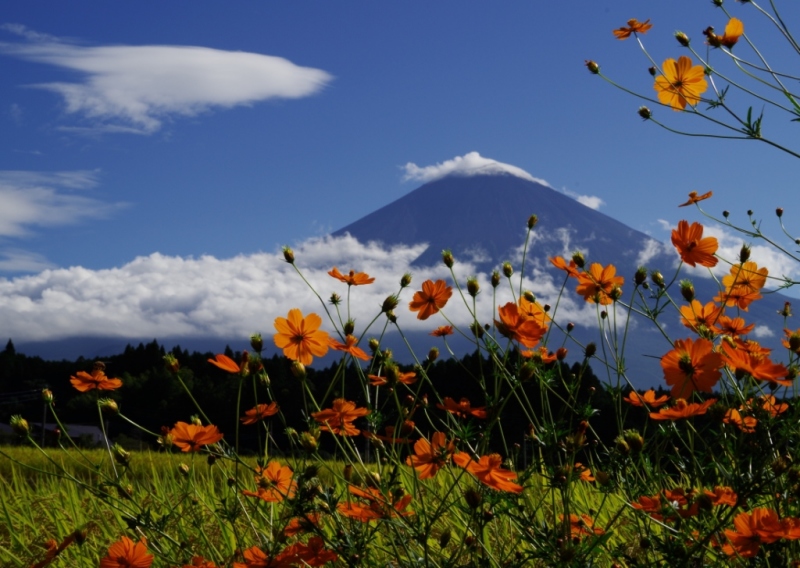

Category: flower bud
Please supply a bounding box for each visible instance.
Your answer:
[10,415,29,436]
[113,444,131,466]
[381,295,399,313]
[723,210,730,218]
[614,436,630,455]
[638,106,652,120]
[300,431,318,452]
[386,311,397,324]
[634,266,648,286]
[650,270,665,288]
[282,246,295,264]
[527,214,538,229]
[178,463,190,477]
[571,251,585,268]
[42,388,54,404]
[522,290,535,303]
[368,338,380,352]
[439,528,452,548]
[290,361,306,380]
[502,261,513,278]
[491,271,501,288]
[207,454,217,466]
[675,31,690,46]
[780,302,793,318]
[609,286,623,302]
[776,207,784,218]
[329,292,342,306]
[600,310,608,320]
[400,273,412,288]
[190,415,202,426]
[739,244,751,263]
[343,464,353,482]
[747,209,753,216]
[584,60,600,74]
[623,429,644,453]
[464,487,483,508]
[566,322,575,333]
[556,347,568,361]
[427,347,439,363]
[442,250,454,268]
[467,277,480,298]
[584,343,596,358]
[99,398,119,415]
[250,333,264,352]
[648,66,656,76]
[680,280,695,302]
[344,319,355,336]
[470,322,485,339]
[595,470,611,486]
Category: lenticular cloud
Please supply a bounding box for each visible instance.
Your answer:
[0,235,602,342]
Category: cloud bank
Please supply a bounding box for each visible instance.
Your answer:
[0,25,332,133]
[0,235,610,342]
[402,152,550,186]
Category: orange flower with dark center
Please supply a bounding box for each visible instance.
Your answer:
[311,399,369,436]
[208,353,240,374]
[722,508,783,558]
[453,453,523,493]
[562,513,605,538]
[437,397,487,419]
[613,18,653,40]
[714,315,754,338]
[518,296,551,328]
[704,486,738,507]
[714,285,762,311]
[495,302,547,347]
[649,398,717,421]
[430,325,454,337]
[723,261,768,294]
[723,408,757,433]
[575,263,624,305]
[680,300,723,334]
[280,536,339,566]
[704,17,744,49]
[631,494,664,521]
[70,369,122,392]
[754,394,788,417]
[550,256,580,278]
[338,485,414,521]
[660,337,722,398]
[623,389,669,408]
[328,335,370,361]
[409,279,453,320]
[782,328,800,354]
[521,346,557,364]
[282,513,321,538]
[169,421,223,452]
[273,308,329,366]
[678,191,713,207]
[240,402,279,425]
[654,56,708,110]
[368,369,416,387]
[232,546,290,568]
[99,536,153,568]
[721,342,791,386]
[671,221,718,267]
[407,432,456,479]
[328,267,375,286]
[243,461,296,502]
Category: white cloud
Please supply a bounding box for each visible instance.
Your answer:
[0,235,620,342]
[0,170,125,238]
[559,186,605,210]
[636,238,670,266]
[402,152,550,186]
[753,326,774,338]
[0,249,55,272]
[0,26,332,133]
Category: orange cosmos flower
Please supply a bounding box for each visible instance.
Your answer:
[409,279,453,320]
[654,56,708,110]
[406,432,456,479]
[723,261,768,294]
[678,190,713,207]
[755,394,788,417]
[631,494,664,521]
[714,285,762,311]
[714,314,754,338]
[704,486,738,507]
[562,514,605,538]
[671,221,718,267]
[180,557,217,568]
[70,369,122,392]
[680,300,723,334]
[243,461,296,503]
[273,308,329,366]
[649,398,717,421]
[364,424,412,444]
[232,546,288,568]
[518,295,551,328]
[338,485,414,521]
[99,536,153,568]
[453,453,523,493]
[521,346,558,364]
[722,508,783,558]
[705,17,744,49]
[660,337,722,398]
[282,513,321,538]
[280,536,338,567]
[311,398,369,436]
[208,353,240,374]
[495,302,547,348]
[368,369,417,387]
[623,389,670,408]
[721,342,791,386]
[782,328,800,354]
[328,266,375,286]
[169,421,223,452]
[723,408,757,433]
[575,263,624,305]
[437,397,487,419]
[430,325,454,337]
[240,402,279,425]
[550,256,580,278]
[328,335,370,361]
[613,18,653,40]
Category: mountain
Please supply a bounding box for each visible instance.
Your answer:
[334,172,791,388]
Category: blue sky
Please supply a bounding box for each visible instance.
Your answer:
[1,1,799,345]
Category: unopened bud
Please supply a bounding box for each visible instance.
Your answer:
[675,31,690,47]
[556,347,568,361]
[343,464,353,482]
[609,286,623,301]
[634,266,648,286]
[113,444,131,466]
[400,273,412,288]
[439,527,452,548]
[638,106,652,120]
[739,244,751,263]
[491,271,501,288]
[585,60,600,74]
[566,322,575,333]
[680,280,695,302]
[190,415,202,426]
[571,251,585,268]
[584,343,597,358]
[329,292,341,306]
[163,353,180,374]
[776,207,784,218]
[10,415,29,436]
[780,302,792,318]
[178,463,190,477]
[467,277,480,298]
[282,246,295,264]
[723,210,730,218]
[290,361,306,380]
[470,322,485,339]
[344,319,355,336]
[523,290,535,303]
[527,214,538,229]
[386,310,397,324]
[427,347,439,363]
[99,398,119,415]
[648,66,656,76]
[368,338,380,352]
[300,432,318,452]
[623,429,644,453]
[42,389,54,404]
[250,333,264,352]
[381,295,399,313]
[651,270,665,288]
[502,262,513,278]
[442,250,454,268]
[464,487,483,508]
